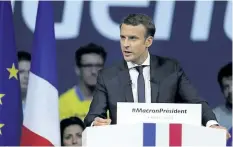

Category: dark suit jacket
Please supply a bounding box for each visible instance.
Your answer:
[84,54,217,126]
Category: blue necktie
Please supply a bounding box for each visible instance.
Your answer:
[136,66,145,103]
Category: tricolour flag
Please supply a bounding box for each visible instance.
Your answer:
[0,1,23,145]
[143,123,225,146]
[20,1,60,146]
[143,123,183,146]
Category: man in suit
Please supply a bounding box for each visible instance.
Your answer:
[84,13,230,138]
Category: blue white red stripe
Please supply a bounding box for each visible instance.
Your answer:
[20,1,60,146]
[143,123,182,146]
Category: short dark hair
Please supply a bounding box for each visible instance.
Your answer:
[75,43,107,67]
[60,116,85,145]
[17,51,31,62]
[120,13,156,38]
[218,62,232,88]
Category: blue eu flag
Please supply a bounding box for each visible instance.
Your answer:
[0,1,23,145]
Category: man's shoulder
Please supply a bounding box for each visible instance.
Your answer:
[59,87,77,101]
[98,60,125,78]
[151,54,179,66]
[213,105,228,113]
[150,54,181,73]
[98,55,181,78]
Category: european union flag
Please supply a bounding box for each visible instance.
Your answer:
[0,1,23,146]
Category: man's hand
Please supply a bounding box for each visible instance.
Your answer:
[93,117,111,126]
[210,125,231,140]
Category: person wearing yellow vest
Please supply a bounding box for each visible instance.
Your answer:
[59,43,107,120]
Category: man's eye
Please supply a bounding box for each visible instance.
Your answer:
[129,37,136,40]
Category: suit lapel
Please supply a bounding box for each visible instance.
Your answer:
[118,61,134,102]
[150,55,161,103]
[117,55,167,103]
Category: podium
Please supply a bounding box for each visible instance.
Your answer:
[82,123,226,147]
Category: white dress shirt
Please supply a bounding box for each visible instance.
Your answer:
[126,53,151,103]
[126,53,218,127]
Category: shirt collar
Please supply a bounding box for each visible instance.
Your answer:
[126,52,150,69]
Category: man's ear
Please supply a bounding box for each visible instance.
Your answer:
[74,66,80,76]
[145,36,153,48]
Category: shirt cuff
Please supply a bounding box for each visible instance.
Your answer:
[91,121,94,127]
[206,120,219,127]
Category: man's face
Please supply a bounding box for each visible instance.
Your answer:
[120,24,152,64]
[79,53,104,86]
[221,76,232,104]
[18,60,31,92]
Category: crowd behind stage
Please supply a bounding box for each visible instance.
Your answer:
[0,1,231,146]
[18,43,232,146]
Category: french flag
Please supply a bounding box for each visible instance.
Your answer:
[143,123,183,146]
[143,123,225,146]
[20,1,60,146]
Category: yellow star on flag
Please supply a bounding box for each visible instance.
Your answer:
[0,124,4,135]
[7,63,18,80]
[0,94,5,105]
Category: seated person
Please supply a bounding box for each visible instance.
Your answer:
[60,116,85,146]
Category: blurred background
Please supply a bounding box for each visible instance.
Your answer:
[13,1,232,108]
[7,1,232,146]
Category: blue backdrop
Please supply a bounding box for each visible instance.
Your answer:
[12,1,232,108]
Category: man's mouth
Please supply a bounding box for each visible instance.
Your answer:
[124,51,132,54]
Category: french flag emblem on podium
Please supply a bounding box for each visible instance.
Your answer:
[82,122,226,147]
[142,123,226,147]
[143,123,182,146]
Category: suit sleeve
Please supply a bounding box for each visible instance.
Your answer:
[84,70,108,127]
[176,63,217,126]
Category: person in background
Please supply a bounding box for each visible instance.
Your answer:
[213,62,232,130]
[17,51,31,111]
[59,43,107,120]
[60,116,85,146]
[227,127,232,146]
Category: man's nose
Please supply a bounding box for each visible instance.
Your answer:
[90,67,99,74]
[229,85,232,93]
[23,74,29,79]
[123,39,130,47]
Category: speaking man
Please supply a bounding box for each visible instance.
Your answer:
[84,13,230,139]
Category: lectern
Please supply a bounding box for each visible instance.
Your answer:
[82,123,226,147]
